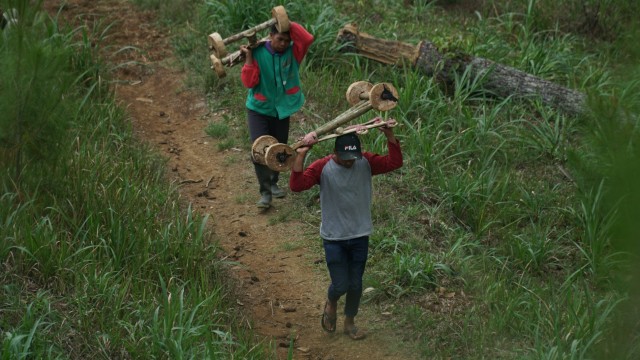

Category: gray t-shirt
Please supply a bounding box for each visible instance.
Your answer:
[319,158,372,240]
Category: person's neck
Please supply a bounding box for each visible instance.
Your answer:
[266,42,285,55]
[266,42,278,54]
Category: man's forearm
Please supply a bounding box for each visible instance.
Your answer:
[291,152,306,172]
[383,130,397,145]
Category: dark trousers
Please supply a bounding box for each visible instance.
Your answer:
[247,109,289,144]
[247,109,290,192]
[323,236,369,318]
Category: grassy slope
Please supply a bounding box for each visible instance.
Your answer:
[184,0,640,358]
[0,1,273,358]
[2,0,639,358]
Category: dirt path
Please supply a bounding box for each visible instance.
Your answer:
[47,1,418,359]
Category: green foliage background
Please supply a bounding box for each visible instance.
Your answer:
[1,0,638,358]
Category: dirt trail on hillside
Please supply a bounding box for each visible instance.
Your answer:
[46,1,419,359]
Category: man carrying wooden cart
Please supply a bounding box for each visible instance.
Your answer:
[235,7,314,209]
[289,117,403,340]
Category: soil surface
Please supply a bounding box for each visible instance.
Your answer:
[46,1,420,359]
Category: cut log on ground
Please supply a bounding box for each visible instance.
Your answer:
[336,24,587,116]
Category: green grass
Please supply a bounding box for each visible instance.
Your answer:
[0,2,273,358]
[204,121,230,138]
[174,0,637,358]
[3,0,639,358]
[216,138,236,151]
[278,240,304,252]
[267,207,295,226]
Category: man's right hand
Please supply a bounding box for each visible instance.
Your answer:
[239,45,253,63]
[376,117,398,143]
[296,146,311,155]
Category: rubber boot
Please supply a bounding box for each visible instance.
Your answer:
[270,171,286,198]
[254,163,272,209]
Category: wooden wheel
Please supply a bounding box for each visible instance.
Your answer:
[208,32,227,58]
[345,81,373,106]
[271,6,290,33]
[369,82,398,111]
[252,135,279,164]
[264,143,296,172]
[210,55,226,78]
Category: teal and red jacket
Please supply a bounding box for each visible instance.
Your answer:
[241,22,314,119]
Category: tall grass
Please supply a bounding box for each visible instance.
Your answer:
[0,1,79,182]
[1,2,272,358]
[84,0,640,359]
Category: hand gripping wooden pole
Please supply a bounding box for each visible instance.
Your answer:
[209,33,269,78]
[314,118,398,142]
[251,81,399,172]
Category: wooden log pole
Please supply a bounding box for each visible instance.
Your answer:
[207,5,289,57]
[336,24,587,116]
[262,98,389,172]
[288,100,373,151]
[315,119,397,143]
[257,81,399,171]
[216,20,274,46]
[210,37,269,78]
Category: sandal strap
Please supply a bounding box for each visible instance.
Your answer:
[344,326,367,340]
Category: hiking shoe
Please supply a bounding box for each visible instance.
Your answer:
[271,184,286,199]
[256,193,272,209]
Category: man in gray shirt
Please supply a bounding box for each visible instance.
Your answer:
[289,119,402,340]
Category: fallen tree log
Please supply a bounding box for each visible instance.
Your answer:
[336,24,587,116]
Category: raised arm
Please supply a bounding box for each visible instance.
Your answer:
[240,45,259,88]
[366,119,403,175]
[290,144,330,192]
[290,22,314,63]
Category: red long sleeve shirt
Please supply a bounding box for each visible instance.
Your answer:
[289,139,402,240]
[289,140,403,192]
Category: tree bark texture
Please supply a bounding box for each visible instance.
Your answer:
[336,24,586,116]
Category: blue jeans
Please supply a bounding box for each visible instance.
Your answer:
[323,236,369,318]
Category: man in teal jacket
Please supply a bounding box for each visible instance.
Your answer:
[240,21,314,209]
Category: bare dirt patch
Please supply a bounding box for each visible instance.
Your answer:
[46,1,421,358]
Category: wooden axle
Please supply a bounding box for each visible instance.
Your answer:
[345,81,399,112]
[316,118,398,142]
[263,116,398,173]
[251,82,399,172]
[289,99,375,151]
[251,100,375,170]
[210,35,269,78]
[207,5,289,58]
